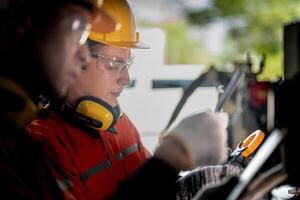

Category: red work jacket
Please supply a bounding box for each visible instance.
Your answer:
[27,110,149,200]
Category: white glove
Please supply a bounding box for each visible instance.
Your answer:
[163,111,227,169]
[271,185,296,200]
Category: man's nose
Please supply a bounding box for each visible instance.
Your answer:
[119,68,131,86]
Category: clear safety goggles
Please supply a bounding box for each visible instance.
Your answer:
[70,18,91,46]
[92,54,134,74]
[59,7,92,46]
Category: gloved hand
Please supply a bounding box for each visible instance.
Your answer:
[192,176,239,200]
[157,111,227,170]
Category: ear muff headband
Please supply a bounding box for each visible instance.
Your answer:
[75,96,118,131]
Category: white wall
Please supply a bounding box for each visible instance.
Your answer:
[119,28,219,152]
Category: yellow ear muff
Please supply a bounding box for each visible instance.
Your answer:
[75,96,118,131]
[0,77,38,129]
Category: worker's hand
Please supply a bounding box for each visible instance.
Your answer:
[157,111,227,170]
[193,176,239,200]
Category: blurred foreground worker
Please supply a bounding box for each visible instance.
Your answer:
[0,0,115,198]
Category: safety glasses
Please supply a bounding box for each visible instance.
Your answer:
[58,6,92,46]
[71,18,91,46]
[92,54,134,75]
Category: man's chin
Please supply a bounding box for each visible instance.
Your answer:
[108,98,119,107]
[56,85,68,99]
[110,101,119,107]
[40,84,64,101]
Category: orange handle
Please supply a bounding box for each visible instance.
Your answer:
[241,130,265,158]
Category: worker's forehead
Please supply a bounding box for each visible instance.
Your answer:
[90,43,131,53]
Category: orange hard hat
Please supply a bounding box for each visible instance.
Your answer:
[89,0,149,49]
[88,0,116,33]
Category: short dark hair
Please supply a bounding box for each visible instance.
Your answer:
[9,0,93,28]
